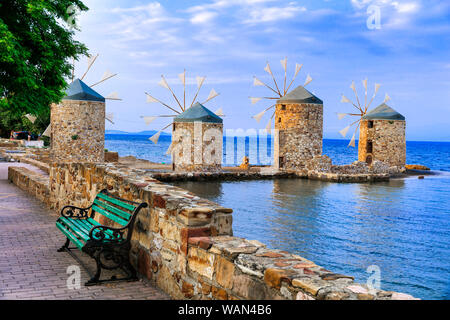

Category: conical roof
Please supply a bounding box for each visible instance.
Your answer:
[362,103,405,120]
[277,85,322,104]
[62,79,105,102]
[174,102,222,123]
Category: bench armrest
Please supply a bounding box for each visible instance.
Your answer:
[60,205,90,219]
[89,225,125,243]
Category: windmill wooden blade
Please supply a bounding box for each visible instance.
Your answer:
[337,113,348,120]
[90,70,117,87]
[179,70,186,110]
[264,62,273,75]
[285,63,304,94]
[250,97,263,105]
[178,71,186,86]
[196,76,205,89]
[165,141,175,155]
[149,130,162,144]
[350,81,361,109]
[42,124,51,137]
[348,123,361,148]
[146,93,159,103]
[215,107,224,117]
[141,116,157,125]
[105,113,115,124]
[253,77,279,96]
[144,92,180,114]
[149,123,172,144]
[253,77,265,86]
[280,58,287,72]
[160,75,183,111]
[265,117,272,134]
[367,83,381,111]
[81,53,99,81]
[281,57,287,94]
[341,94,352,103]
[158,76,170,89]
[339,125,351,138]
[295,63,303,77]
[252,110,266,123]
[348,132,356,147]
[303,74,313,87]
[105,92,122,100]
[264,62,282,95]
[363,78,368,108]
[202,88,219,104]
[190,76,206,108]
[25,114,37,124]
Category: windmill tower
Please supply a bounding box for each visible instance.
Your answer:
[338,79,406,168]
[250,58,322,170]
[142,70,223,172]
[49,54,120,162]
[359,103,406,167]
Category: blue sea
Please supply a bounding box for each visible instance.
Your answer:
[106,134,450,299]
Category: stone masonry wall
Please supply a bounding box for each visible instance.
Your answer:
[359,119,406,168]
[51,100,105,163]
[41,162,416,300]
[274,103,323,170]
[172,122,222,172]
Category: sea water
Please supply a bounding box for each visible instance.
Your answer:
[106,134,450,299]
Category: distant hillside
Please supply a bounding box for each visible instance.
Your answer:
[105,130,171,136]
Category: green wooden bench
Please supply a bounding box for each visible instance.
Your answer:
[56,189,148,286]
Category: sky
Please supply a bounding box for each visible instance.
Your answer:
[72,0,450,141]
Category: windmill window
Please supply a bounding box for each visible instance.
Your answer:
[368,121,374,128]
[367,141,373,154]
[278,117,282,123]
[173,123,176,130]
[281,105,286,110]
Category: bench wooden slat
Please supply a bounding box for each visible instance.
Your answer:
[93,199,132,221]
[58,217,90,241]
[56,222,85,250]
[96,193,136,211]
[92,204,129,226]
[77,219,119,241]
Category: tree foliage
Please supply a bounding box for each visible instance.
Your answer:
[0,0,89,123]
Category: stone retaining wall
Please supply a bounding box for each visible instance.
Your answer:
[7,162,417,300]
[8,167,50,203]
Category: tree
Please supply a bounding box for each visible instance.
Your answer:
[0,0,89,120]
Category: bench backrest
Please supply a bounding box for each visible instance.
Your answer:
[91,190,143,228]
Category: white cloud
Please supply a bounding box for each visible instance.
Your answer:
[190,11,219,25]
[244,4,307,24]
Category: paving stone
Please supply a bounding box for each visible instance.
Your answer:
[0,169,169,300]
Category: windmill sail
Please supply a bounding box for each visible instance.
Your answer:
[303,74,313,87]
[149,130,162,144]
[252,110,266,123]
[42,124,51,137]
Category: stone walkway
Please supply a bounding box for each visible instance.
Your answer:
[0,163,169,300]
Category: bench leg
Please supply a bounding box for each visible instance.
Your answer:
[85,253,102,286]
[122,259,138,281]
[57,238,70,252]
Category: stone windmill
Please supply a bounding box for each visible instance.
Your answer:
[338,79,406,167]
[142,70,224,171]
[45,54,121,162]
[250,58,323,170]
